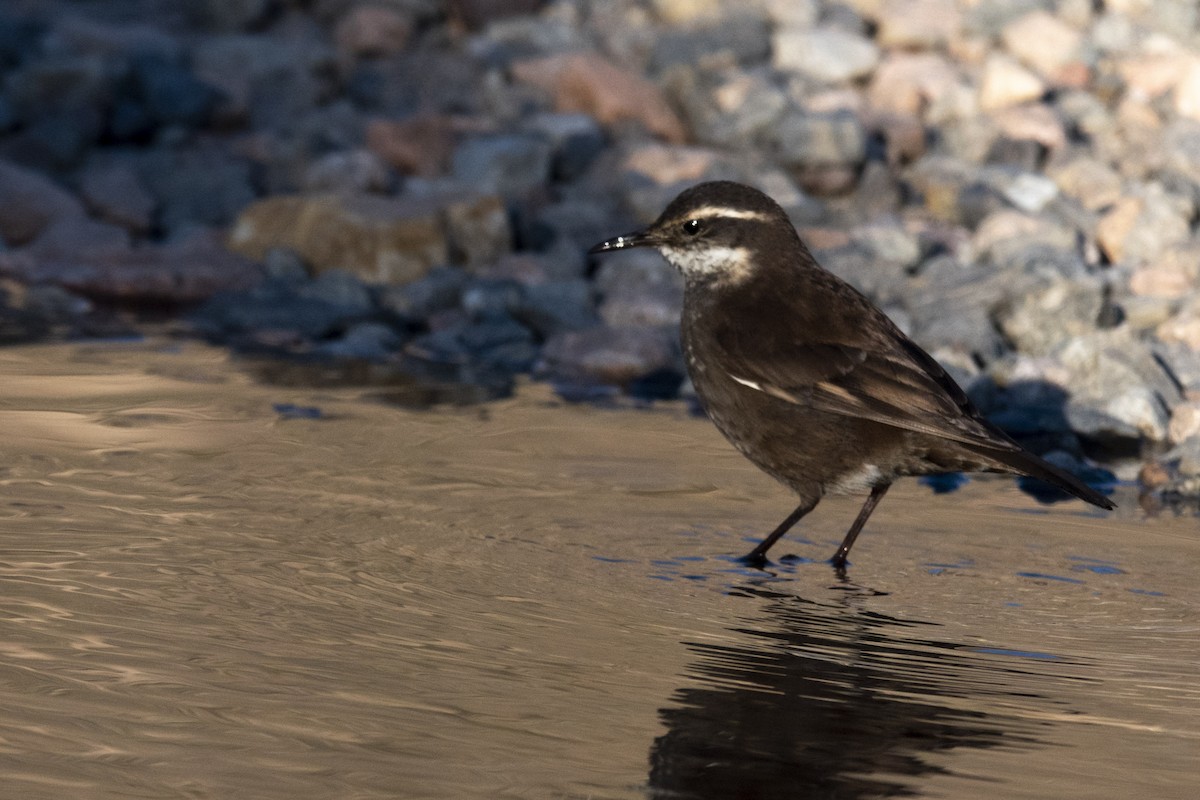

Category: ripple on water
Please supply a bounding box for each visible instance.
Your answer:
[0,341,1196,800]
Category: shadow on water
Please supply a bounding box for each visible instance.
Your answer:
[237,353,514,408]
[648,580,1090,799]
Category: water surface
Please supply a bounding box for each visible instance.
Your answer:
[1,341,1196,798]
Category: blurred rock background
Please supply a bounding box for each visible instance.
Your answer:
[1,0,1198,499]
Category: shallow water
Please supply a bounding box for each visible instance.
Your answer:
[1,341,1196,799]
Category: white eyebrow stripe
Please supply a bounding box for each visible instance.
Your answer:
[685,206,773,221]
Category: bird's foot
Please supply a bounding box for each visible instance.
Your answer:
[736,552,769,569]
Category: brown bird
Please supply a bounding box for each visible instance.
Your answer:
[589,181,1114,569]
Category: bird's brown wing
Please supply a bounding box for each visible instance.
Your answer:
[717,325,1022,453]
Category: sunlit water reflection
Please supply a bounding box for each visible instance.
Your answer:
[0,341,1196,799]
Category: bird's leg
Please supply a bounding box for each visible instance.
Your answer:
[830,483,891,570]
[739,497,820,566]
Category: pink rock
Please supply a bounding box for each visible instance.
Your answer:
[1097,188,1190,265]
[989,104,1067,150]
[620,144,720,185]
[1048,156,1123,211]
[867,53,963,117]
[1157,300,1200,351]
[334,5,413,57]
[365,115,459,177]
[1168,402,1200,444]
[979,54,1046,111]
[875,0,962,49]
[1095,196,1142,263]
[511,53,687,143]
[1174,58,1200,121]
[872,113,927,165]
[1128,247,1200,298]
[1118,52,1190,98]
[1001,10,1083,78]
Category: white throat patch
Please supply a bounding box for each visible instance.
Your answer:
[659,244,752,282]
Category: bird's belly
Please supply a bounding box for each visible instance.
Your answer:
[691,369,904,495]
[826,462,886,494]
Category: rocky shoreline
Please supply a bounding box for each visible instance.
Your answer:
[2,0,1199,499]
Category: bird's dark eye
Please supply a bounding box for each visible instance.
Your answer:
[681,219,703,236]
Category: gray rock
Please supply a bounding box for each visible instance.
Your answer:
[192,282,355,340]
[3,55,113,128]
[1053,332,1181,445]
[44,15,183,62]
[262,248,310,284]
[512,280,598,338]
[473,9,587,61]
[137,146,256,233]
[669,67,789,149]
[772,27,879,83]
[451,134,553,196]
[994,271,1105,356]
[22,283,93,322]
[531,196,628,255]
[302,149,393,193]
[1153,342,1200,395]
[0,232,261,304]
[972,210,1078,268]
[15,106,107,171]
[850,220,922,272]
[537,325,679,389]
[126,52,221,129]
[1160,120,1200,194]
[0,95,14,132]
[78,160,157,234]
[1108,183,1192,266]
[816,244,904,306]
[461,278,523,318]
[522,112,606,181]
[295,269,374,316]
[187,0,274,31]
[315,321,404,361]
[27,216,132,257]
[774,110,867,168]
[378,266,469,320]
[1064,386,1170,445]
[650,12,772,73]
[422,312,538,372]
[596,248,684,329]
[0,158,87,245]
[1164,437,1200,496]
[998,172,1059,213]
[760,0,819,27]
[902,256,1007,361]
[191,32,336,129]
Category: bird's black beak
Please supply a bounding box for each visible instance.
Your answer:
[587,229,655,255]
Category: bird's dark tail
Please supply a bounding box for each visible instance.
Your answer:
[981,446,1115,510]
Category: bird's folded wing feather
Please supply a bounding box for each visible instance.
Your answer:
[721,333,1021,452]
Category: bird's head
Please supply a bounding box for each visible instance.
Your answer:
[588,181,795,286]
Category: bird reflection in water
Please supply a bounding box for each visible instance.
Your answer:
[648,580,1086,798]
